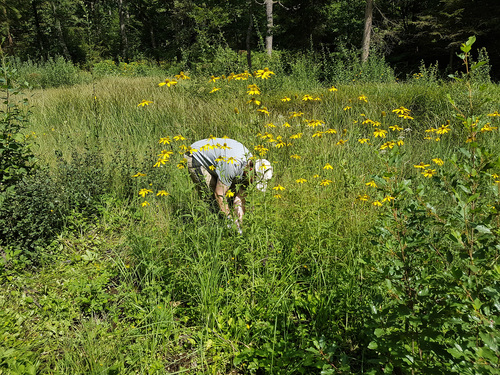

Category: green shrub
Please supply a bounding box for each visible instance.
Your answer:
[0,170,64,267]
[321,46,395,84]
[0,68,36,190]
[11,56,91,88]
[364,36,500,375]
[92,59,166,78]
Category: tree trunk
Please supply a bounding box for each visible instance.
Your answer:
[31,0,46,57]
[361,0,373,63]
[118,0,128,60]
[150,23,159,61]
[265,0,273,57]
[2,5,13,49]
[246,0,253,71]
[50,0,71,60]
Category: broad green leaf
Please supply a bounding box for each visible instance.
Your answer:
[475,225,492,234]
[368,341,378,350]
[374,328,384,337]
[471,61,486,71]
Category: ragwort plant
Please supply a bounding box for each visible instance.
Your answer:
[365,37,500,374]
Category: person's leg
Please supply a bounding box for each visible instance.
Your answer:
[185,154,218,211]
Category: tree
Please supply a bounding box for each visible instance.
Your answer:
[50,0,71,60]
[265,0,273,56]
[117,0,129,60]
[361,0,373,62]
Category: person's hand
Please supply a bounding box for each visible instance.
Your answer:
[227,215,243,235]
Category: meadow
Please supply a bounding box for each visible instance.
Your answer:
[1,44,500,374]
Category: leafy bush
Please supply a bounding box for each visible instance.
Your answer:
[0,170,64,267]
[11,56,91,88]
[92,59,166,78]
[321,46,395,84]
[0,59,36,190]
[364,36,500,375]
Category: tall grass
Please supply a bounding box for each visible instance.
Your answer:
[3,59,500,373]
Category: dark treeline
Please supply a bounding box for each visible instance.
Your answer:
[2,0,500,79]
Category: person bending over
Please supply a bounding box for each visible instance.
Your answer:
[185,138,273,233]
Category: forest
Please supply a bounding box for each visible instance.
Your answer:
[2,0,500,79]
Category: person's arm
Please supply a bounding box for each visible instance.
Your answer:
[233,188,246,223]
[214,179,231,216]
[214,179,244,233]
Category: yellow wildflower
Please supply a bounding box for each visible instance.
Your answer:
[481,123,498,132]
[156,190,170,196]
[373,129,388,138]
[137,100,153,107]
[158,79,177,87]
[307,119,325,128]
[366,181,377,188]
[414,162,430,169]
[289,111,304,118]
[312,131,324,138]
[422,169,436,178]
[247,84,261,95]
[290,133,303,139]
[380,141,395,150]
[432,158,444,166]
[436,122,451,134]
[328,85,338,92]
[257,107,270,115]
[323,163,334,170]
[174,71,190,80]
[320,179,332,186]
[209,87,221,93]
[254,67,275,79]
[392,106,410,116]
[296,178,307,184]
[139,188,153,197]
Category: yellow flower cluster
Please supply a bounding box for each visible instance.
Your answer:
[143,70,499,211]
[132,176,170,207]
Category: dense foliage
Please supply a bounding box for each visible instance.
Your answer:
[1,36,499,373]
[2,0,500,79]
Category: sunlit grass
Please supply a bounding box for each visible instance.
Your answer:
[12,69,500,373]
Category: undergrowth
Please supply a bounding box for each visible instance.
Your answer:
[1,38,499,374]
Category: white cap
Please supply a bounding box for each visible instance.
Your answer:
[254,159,273,192]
